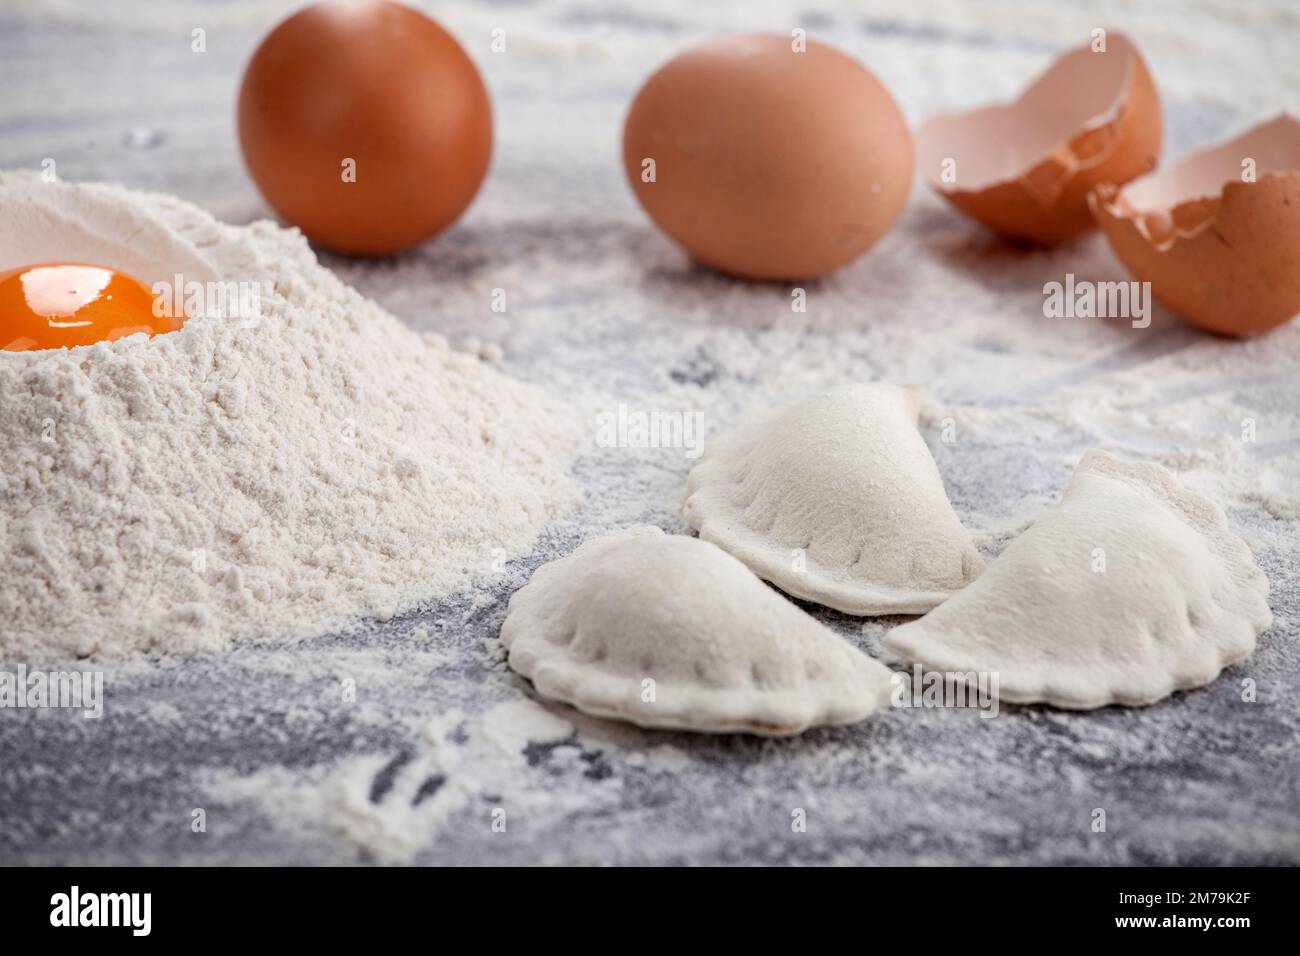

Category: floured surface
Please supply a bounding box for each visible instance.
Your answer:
[0,0,1297,865]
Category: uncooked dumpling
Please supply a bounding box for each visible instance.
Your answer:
[500,526,894,735]
[683,383,984,615]
[885,451,1273,709]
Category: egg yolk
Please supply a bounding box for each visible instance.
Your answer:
[1,263,184,352]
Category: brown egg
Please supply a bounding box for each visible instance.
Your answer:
[1090,114,1300,337]
[622,34,913,281]
[915,32,1161,245]
[238,0,492,256]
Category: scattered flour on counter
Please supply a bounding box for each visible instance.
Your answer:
[201,698,603,865]
[479,696,575,755]
[0,173,582,661]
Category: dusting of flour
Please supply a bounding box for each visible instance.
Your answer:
[203,699,586,864]
[0,173,582,660]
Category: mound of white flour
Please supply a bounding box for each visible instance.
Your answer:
[0,173,582,660]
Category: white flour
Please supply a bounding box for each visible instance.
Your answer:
[203,699,584,864]
[0,173,582,660]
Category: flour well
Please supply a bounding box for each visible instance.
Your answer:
[0,173,582,660]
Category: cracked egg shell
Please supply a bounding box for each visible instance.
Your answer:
[1090,114,1300,337]
[915,33,1161,245]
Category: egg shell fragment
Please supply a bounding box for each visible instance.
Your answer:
[1090,114,1300,337]
[915,32,1161,245]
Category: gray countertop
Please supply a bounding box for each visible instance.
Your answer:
[1,0,1297,865]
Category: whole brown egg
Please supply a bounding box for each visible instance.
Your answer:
[623,34,914,281]
[238,0,492,256]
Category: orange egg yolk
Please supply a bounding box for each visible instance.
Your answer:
[1,263,184,352]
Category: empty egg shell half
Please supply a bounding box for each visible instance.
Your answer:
[915,33,1161,245]
[1090,114,1300,337]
